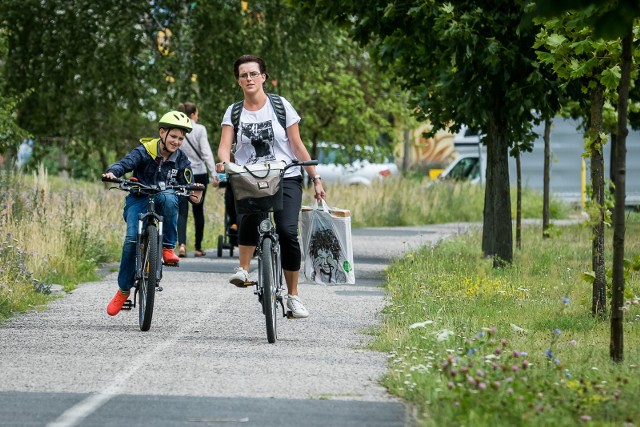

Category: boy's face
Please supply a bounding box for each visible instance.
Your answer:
[160,128,186,154]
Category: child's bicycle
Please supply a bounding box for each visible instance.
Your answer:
[227,159,318,343]
[102,176,201,331]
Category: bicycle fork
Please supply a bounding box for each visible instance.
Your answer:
[135,212,164,290]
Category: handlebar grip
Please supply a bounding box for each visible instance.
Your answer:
[101,177,122,183]
[301,160,318,166]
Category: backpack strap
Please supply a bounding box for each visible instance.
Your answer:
[230,100,244,153]
[267,93,287,131]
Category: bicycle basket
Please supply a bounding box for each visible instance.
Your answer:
[225,161,285,214]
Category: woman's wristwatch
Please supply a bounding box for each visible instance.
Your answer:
[312,175,322,183]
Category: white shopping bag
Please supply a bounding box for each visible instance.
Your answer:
[300,200,355,285]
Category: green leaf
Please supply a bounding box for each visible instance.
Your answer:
[582,271,596,283]
[546,33,567,49]
[600,66,621,91]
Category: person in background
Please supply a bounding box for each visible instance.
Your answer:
[103,111,203,316]
[176,102,218,257]
[216,54,325,318]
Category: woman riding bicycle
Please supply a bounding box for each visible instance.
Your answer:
[216,54,325,319]
[103,111,203,316]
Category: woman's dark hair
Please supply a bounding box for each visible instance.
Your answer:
[178,101,197,117]
[233,54,269,80]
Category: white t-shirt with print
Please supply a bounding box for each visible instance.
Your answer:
[221,96,302,178]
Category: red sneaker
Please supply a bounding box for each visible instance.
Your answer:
[163,247,180,266]
[107,290,130,316]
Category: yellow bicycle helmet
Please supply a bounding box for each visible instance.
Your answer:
[158,111,192,133]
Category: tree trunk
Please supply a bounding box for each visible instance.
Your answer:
[611,32,632,363]
[543,118,552,238]
[516,151,522,250]
[402,128,411,173]
[487,107,513,267]
[482,134,494,256]
[589,84,606,317]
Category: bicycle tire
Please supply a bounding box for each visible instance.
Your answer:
[260,238,277,343]
[139,224,158,331]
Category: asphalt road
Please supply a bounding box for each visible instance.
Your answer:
[0,223,471,427]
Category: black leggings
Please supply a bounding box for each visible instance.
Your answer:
[177,173,209,251]
[237,177,303,271]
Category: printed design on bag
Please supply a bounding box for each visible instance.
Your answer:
[342,260,353,273]
[240,121,276,163]
[309,228,347,284]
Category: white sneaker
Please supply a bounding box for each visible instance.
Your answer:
[287,295,309,318]
[229,267,250,287]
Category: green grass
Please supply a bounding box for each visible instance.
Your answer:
[374,215,640,426]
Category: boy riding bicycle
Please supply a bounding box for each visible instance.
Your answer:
[103,111,203,316]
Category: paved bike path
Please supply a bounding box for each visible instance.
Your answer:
[0,223,472,427]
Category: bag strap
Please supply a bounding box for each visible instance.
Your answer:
[184,135,204,162]
[242,163,272,179]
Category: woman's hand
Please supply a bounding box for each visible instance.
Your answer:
[314,180,326,201]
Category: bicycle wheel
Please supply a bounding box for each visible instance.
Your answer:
[259,238,277,343]
[139,224,158,331]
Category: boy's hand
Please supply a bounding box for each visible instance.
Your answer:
[102,172,117,180]
[189,183,205,204]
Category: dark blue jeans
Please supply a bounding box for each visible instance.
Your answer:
[117,192,179,292]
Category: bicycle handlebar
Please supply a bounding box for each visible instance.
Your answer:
[285,159,318,171]
[101,177,202,196]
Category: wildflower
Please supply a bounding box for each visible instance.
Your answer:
[545,349,554,358]
[512,365,519,372]
[569,340,577,346]
[522,360,530,370]
[554,358,560,365]
[447,382,455,390]
[495,348,503,356]
[507,387,514,394]
[565,371,572,378]
[563,297,570,304]
[492,381,501,389]
[553,328,562,335]
[580,415,592,422]
[513,350,520,357]
[453,401,460,407]
[478,382,487,390]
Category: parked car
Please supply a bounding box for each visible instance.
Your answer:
[314,143,399,186]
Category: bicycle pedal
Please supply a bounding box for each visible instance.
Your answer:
[157,286,163,292]
[163,262,179,267]
[121,300,133,311]
[285,310,294,319]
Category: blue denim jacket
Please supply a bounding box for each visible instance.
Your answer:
[107,138,194,187]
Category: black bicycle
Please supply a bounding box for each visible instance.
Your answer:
[102,177,201,331]
[230,160,318,343]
